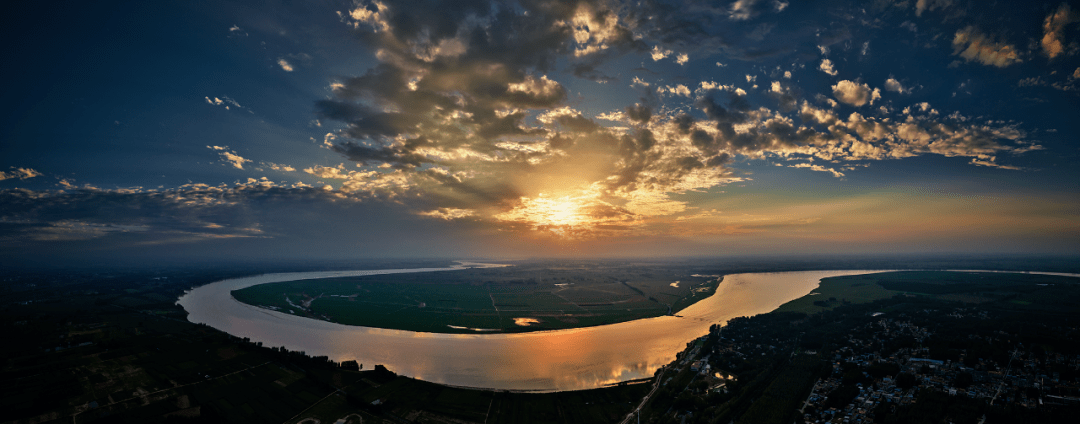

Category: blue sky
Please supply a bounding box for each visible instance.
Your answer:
[2,0,1078,264]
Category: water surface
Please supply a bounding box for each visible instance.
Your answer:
[179,266,885,391]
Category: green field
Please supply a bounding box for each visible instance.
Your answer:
[775,271,1080,314]
[231,262,722,334]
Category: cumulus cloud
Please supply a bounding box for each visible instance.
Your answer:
[659,84,692,97]
[884,78,910,94]
[277,58,294,72]
[3,0,1066,255]
[819,59,838,76]
[952,26,1022,68]
[728,0,786,21]
[969,157,1022,170]
[651,46,672,61]
[0,167,43,181]
[832,80,880,107]
[204,96,243,110]
[263,162,297,172]
[915,0,953,17]
[207,146,251,169]
[418,208,475,220]
[1041,3,1079,59]
[787,162,845,178]
[201,0,1054,239]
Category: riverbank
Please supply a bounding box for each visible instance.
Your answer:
[181,269,878,391]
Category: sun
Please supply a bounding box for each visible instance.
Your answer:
[531,195,588,227]
[494,192,596,234]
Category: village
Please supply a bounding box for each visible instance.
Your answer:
[647,299,1080,424]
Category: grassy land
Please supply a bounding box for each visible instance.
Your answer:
[231,262,723,334]
[774,271,1080,314]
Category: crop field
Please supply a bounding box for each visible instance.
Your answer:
[775,271,1080,314]
[231,261,723,333]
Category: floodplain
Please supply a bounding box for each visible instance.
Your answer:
[231,262,722,333]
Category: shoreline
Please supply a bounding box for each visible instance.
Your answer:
[177,269,886,391]
[178,268,1077,392]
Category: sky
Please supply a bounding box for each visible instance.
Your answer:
[2,0,1079,264]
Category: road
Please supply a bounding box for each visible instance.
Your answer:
[619,365,668,424]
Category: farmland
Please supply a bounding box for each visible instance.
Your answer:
[774,271,1080,314]
[231,261,723,334]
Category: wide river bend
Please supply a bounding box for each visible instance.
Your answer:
[178,266,889,391]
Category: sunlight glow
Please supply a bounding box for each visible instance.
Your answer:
[495,193,593,233]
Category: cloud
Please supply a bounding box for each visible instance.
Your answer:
[728,0,786,21]
[263,162,297,172]
[204,96,243,110]
[625,103,653,123]
[969,157,1022,170]
[418,208,475,220]
[658,84,692,97]
[832,80,880,106]
[768,81,798,112]
[787,162,845,178]
[1019,67,1080,91]
[884,78,910,94]
[915,0,953,17]
[651,46,672,61]
[952,26,1022,68]
[1041,3,1079,59]
[277,58,294,72]
[227,25,248,37]
[302,164,422,196]
[207,145,251,169]
[819,59,838,76]
[190,0,1045,240]
[0,167,43,181]
[0,181,385,251]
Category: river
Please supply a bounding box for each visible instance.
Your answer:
[178,264,897,391]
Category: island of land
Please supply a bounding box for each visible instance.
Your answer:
[230,262,722,333]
